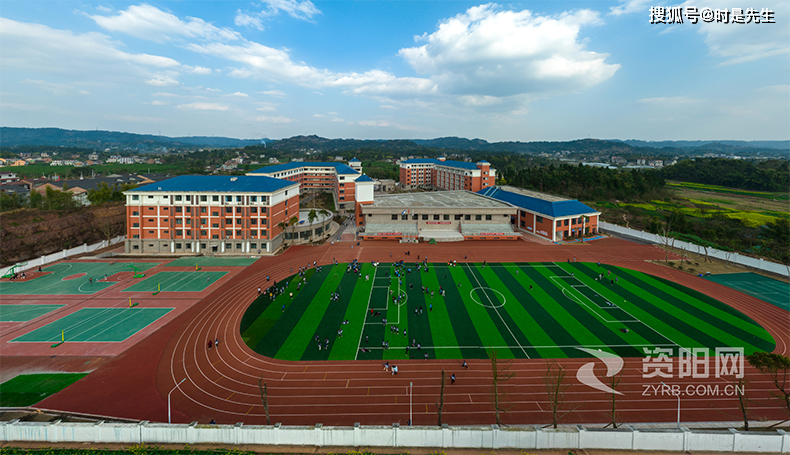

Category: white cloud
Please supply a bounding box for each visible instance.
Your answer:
[359,120,390,127]
[609,0,651,16]
[638,96,700,105]
[328,111,338,116]
[256,115,295,123]
[257,105,277,111]
[398,4,618,98]
[21,79,82,96]
[189,66,213,75]
[260,90,287,97]
[227,91,250,97]
[234,11,265,31]
[177,102,229,111]
[89,4,241,43]
[0,17,183,88]
[146,74,179,86]
[150,100,167,105]
[236,0,321,28]
[312,113,325,117]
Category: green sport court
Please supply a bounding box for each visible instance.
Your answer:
[705,272,790,311]
[0,304,64,322]
[11,307,172,343]
[0,262,160,295]
[122,271,227,293]
[165,257,258,267]
[240,262,775,361]
[0,373,87,407]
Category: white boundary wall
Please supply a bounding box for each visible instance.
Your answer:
[598,221,789,278]
[1,421,788,452]
[0,235,125,277]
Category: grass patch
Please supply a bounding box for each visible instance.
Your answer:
[0,373,87,407]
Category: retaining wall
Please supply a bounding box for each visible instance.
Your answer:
[0,235,125,277]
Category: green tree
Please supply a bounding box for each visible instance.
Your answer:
[746,352,790,421]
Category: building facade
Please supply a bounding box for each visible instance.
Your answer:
[478,186,600,242]
[398,158,496,192]
[124,175,299,255]
[247,160,363,212]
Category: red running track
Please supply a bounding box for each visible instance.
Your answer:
[40,239,790,426]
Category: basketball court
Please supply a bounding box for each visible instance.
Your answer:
[0,304,64,322]
[705,272,790,311]
[0,262,160,295]
[122,271,227,293]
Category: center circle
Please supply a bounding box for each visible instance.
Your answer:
[469,287,506,308]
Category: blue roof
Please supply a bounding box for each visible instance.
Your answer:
[129,175,297,193]
[401,158,480,170]
[355,175,375,182]
[250,161,360,175]
[349,158,361,163]
[478,187,597,218]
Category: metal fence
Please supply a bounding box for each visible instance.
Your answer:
[0,235,125,277]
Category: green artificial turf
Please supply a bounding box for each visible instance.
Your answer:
[0,373,88,407]
[238,262,776,361]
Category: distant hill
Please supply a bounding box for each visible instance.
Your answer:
[0,127,265,150]
[617,139,789,151]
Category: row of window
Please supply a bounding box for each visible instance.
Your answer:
[131,194,271,203]
[131,242,267,251]
[390,214,503,221]
[132,228,270,239]
[132,206,269,217]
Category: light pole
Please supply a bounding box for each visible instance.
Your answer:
[661,381,680,430]
[168,378,186,424]
[409,382,413,426]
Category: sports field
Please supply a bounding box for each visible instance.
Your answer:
[0,373,87,407]
[705,272,790,311]
[165,257,258,267]
[11,307,172,343]
[122,271,226,293]
[0,304,64,322]
[240,262,775,361]
[0,262,160,295]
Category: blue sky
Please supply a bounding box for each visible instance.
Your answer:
[1,0,788,141]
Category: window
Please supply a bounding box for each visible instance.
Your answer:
[422,214,428,220]
[200,218,207,225]
[225,207,232,214]
[132,211,139,216]
[175,195,182,202]
[261,219,267,225]
[485,215,492,221]
[225,243,232,249]
[176,243,182,249]
[133,244,139,249]
[163,230,169,234]
[174,207,182,213]
[201,243,207,249]
[212,195,219,202]
[200,207,206,213]
[262,207,267,214]
[520,220,525,228]
[412,214,418,220]
[250,196,257,203]
[148,207,154,210]
[236,218,243,225]
[476,215,482,221]
[186,219,192,225]
[465,215,471,221]
[251,219,257,225]
[339,183,345,187]
[251,207,257,214]
[572,218,576,225]
[236,196,243,203]
[212,235,219,239]
[236,243,242,249]
[433,214,440,220]
[443,214,450,221]
[176,230,182,235]
[186,230,191,236]
[520,210,526,217]
[339,197,345,200]
[392,214,398,220]
[132,223,139,227]
[236,230,242,237]
[212,211,218,217]
[186,207,191,213]
[236,207,243,214]
[225,230,232,237]
[132,195,139,201]
[401,214,408,220]
[212,223,219,228]
[564,219,569,226]
[225,196,232,202]
[536,216,544,223]
[200,195,207,202]
[251,243,257,249]
[260,230,267,236]
[132,234,140,239]
[176,219,182,225]
[201,230,207,236]
[455,215,462,220]
[557,220,562,227]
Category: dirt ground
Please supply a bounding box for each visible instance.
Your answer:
[650,244,789,282]
[669,185,789,214]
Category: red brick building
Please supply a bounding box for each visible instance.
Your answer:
[124,175,299,254]
[398,158,495,191]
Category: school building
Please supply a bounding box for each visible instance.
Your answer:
[477,186,600,242]
[124,175,299,255]
[398,158,496,192]
[246,159,364,212]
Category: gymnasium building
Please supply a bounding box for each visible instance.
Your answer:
[398,158,495,191]
[478,186,600,242]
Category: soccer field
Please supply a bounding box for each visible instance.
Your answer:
[240,262,775,361]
